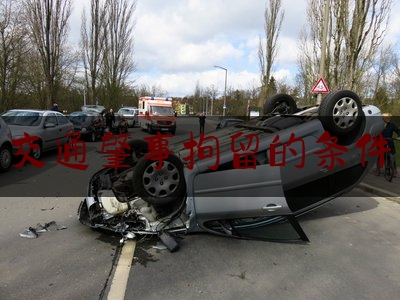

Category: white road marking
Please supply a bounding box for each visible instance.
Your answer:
[107,240,136,300]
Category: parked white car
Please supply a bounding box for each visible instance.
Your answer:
[117,107,138,127]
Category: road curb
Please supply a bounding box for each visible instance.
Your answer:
[358,182,400,204]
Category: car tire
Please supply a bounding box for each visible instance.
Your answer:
[30,141,42,160]
[264,94,297,115]
[0,144,12,172]
[122,139,149,166]
[171,129,176,135]
[132,154,186,206]
[318,90,363,136]
[148,125,154,134]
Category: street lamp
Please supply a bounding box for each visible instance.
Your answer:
[214,65,227,117]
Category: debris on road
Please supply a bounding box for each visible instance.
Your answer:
[19,221,67,239]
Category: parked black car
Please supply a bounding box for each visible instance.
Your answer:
[68,111,106,142]
[108,113,129,134]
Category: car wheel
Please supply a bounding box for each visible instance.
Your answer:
[264,94,297,115]
[0,144,12,172]
[132,154,186,206]
[30,141,42,160]
[124,124,128,133]
[122,139,149,166]
[318,90,363,136]
[148,125,154,134]
[170,129,176,135]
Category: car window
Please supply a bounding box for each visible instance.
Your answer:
[69,112,91,123]
[81,105,106,113]
[45,113,58,125]
[2,111,41,126]
[57,114,70,125]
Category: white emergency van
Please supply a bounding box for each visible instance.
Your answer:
[138,97,176,135]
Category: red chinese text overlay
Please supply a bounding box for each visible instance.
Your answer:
[11,132,389,170]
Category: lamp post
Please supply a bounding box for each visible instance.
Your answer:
[214,65,227,117]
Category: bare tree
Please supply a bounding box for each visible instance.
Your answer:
[204,84,218,115]
[24,0,72,108]
[298,0,392,95]
[258,0,284,108]
[371,45,396,96]
[81,0,107,105]
[100,0,136,106]
[390,52,400,103]
[0,0,28,110]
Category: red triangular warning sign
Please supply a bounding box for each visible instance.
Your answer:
[311,77,329,93]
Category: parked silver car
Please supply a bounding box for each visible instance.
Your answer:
[78,90,384,250]
[0,116,13,172]
[117,107,138,127]
[2,109,74,160]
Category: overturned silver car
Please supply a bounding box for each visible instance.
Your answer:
[78,90,384,250]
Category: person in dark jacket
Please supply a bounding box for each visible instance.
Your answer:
[376,113,400,176]
[106,108,115,130]
[51,101,59,111]
[199,112,206,133]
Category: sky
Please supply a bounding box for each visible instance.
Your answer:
[69,0,400,98]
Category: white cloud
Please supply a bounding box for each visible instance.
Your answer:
[70,0,399,97]
[131,0,308,96]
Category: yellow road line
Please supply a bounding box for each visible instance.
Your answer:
[107,240,136,300]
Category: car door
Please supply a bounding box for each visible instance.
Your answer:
[56,114,74,144]
[192,163,291,220]
[42,113,60,150]
[190,164,310,242]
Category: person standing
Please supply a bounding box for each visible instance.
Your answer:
[106,108,115,130]
[376,113,400,176]
[51,100,59,111]
[199,112,206,133]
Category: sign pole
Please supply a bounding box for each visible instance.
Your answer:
[317,0,330,105]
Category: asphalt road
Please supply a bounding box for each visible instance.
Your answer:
[1,117,400,299]
[126,189,400,300]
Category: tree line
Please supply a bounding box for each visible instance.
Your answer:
[0,0,399,116]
